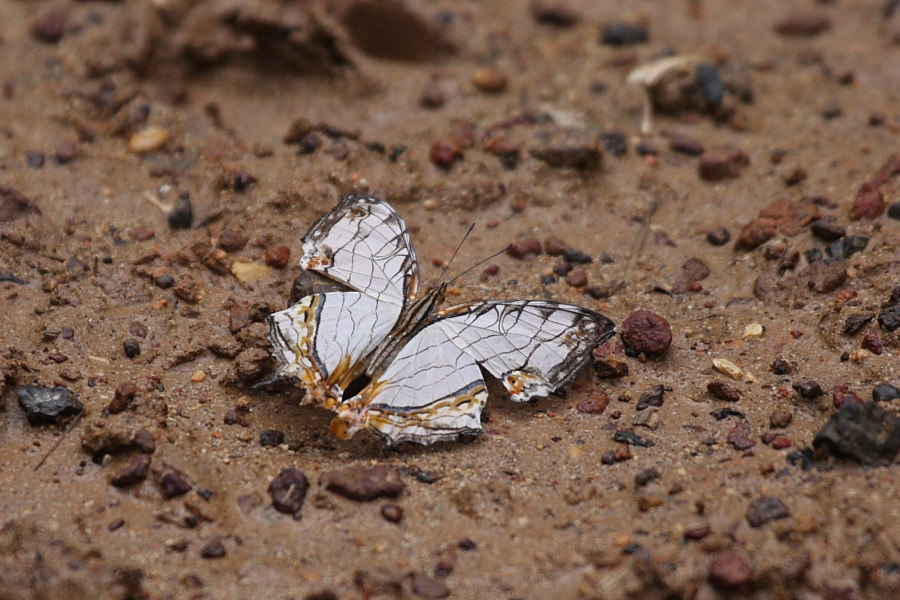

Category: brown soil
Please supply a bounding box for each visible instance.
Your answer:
[2,1,900,599]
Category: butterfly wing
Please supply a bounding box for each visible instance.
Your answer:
[437,300,617,401]
[332,300,615,445]
[300,193,419,305]
[267,291,402,410]
[332,326,488,446]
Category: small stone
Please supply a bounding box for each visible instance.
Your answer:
[599,22,649,46]
[742,322,764,340]
[814,401,900,465]
[133,428,156,453]
[873,383,900,403]
[54,141,77,164]
[26,152,45,169]
[200,540,226,559]
[544,235,569,256]
[160,471,193,499]
[770,358,793,375]
[18,385,83,425]
[232,171,256,192]
[727,421,756,450]
[850,183,884,220]
[620,310,672,355]
[613,430,655,447]
[782,167,807,186]
[684,524,710,540]
[599,131,627,157]
[268,468,310,516]
[264,246,291,269]
[593,358,628,378]
[321,466,404,501]
[705,227,731,246]
[746,497,790,527]
[707,381,741,402]
[128,126,170,154]
[634,468,660,487]
[430,139,463,169]
[576,391,609,415]
[380,504,404,523]
[695,62,725,107]
[770,408,793,428]
[30,8,68,43]
[734,219,777,251]
[260,429,285,447]
[709,551,754,589]
[888,202,900,220]
[712,358,743,380]
[530,132,602,171]
[304,591,339,600]
[636,385,665,411]
[832,385,863,408]
[123,339,141,359]
[826,235,869,262]
[879,305,900,332]
[168,193,193,229]
[774,11,831,37]
[793,380,823,399]
[107,383,138,414]
[565,270,587,287]
[410,572,450,599]
[821,101,842,120]
[862,331,884,355]
[231,262,273,283]
[111,454,152,487]
[218,229,249,252]
[506,238,542,259]
[711,407,746,421]
[418,84,446,109]
[472,67,508,93]
[530,0,580,26]
[563,248,592,264]
[698,146,749,181]
[809,216,845,241]
[843,313,875,337]
[669,135,705,156]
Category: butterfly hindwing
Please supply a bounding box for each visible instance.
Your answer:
[300,193,419,305]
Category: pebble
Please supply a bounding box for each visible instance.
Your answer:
[133,428,156,453]
[683,524,710,541]
[168,193,193,229]
[861,331,884,355]
[563,248,592,264]
[380,504,404,523]
[553,262,573,277]
[123,338,141,359]
[26,151,45,169]
[709,551,754,589]
[218,229,249,252]
[418,83,446,109]
[268,468,310,517]
[472,67,508,93]
[231,262,273,283]
[832,385,863,408]
[810,216,845,241]
[320,466,405,501]
[565,270,587,287]
[793,380,823,399]
[593,357,628,378]
[506,238,542,259]
[200,540,226,559]
[746,497,790,527]
[264,246,291,268]
[634,468,660,487]
[707,381,741,402]
[0,185,41,223]
[711,407,745,421]
[879,305,900,332]
[712,358,742,380]
[111,454,152,487]
[17,385,83,425]
[814,401,900,465]
[410,572,450,599]
[669,135,705,156]
[107,382,138,414]
[872,383,900,403]
[850,183,884,220]
[770,408,793,428]
[576,391,609,415]
[734,220,776,251]
[620,310,672,355]
[636,385,665,411]
[888,202,900,220]
[695,63,725,108]
[30,8,68,43]
[543,235,568,256]
[160,471,193,499]
[825,235,868,262]
[599,131,628,157]
[128,126,170,154]
[782,167,807,186]
[530,1,580,26]
[259,429,285,447]
[774,11,831,37]
[430,139,463,169]
[530,130,602,171]
[705,227,731,246]
[742,322,764,340]
[727,421,756,450]
[613,430,654,447]
[821,101,842,120]
[698,146,749,181]
[599,22,649,46]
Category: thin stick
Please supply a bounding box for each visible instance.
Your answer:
[33,408,84,472]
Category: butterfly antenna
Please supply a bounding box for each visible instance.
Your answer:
[446,246,508,286]
[435,223,476,285]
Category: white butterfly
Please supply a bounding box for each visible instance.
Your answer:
[267,194,616,446]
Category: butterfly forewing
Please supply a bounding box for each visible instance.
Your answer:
[300,193,419,305]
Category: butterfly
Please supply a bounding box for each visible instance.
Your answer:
[266,193,617,446]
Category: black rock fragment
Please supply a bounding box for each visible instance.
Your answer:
[168,192,193,229]
[843,312,875,336]
[872,383,900,403]
[746,497,790,527]
[599,22,648,46]
[825,235,868,262]
[17,385,83,425]
[636,385,665,411]
[695,63,725,107]
[710,407,746,421]
[813,401,900,465]
[268,468,310,517]
[879,305,900,332]
[0,272,29,285]
[613,430,655,447]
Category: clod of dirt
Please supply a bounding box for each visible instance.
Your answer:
[746,497,791,527]
[814,401,900,465]
[268,468,310,517]
[0,186,40,223]
[529,129,603,171]
[320,466,405,501]
[17,385,83,425]
[620,310,672,355]
[111,454,152,487]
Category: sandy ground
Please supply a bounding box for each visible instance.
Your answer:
[2,1,900,599]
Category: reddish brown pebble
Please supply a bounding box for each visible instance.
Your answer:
[707,381,741,402]
[269,468,310,516]
[111,454,152,487]
[727,421,756,450]
[734,219,777,251]
[770,408,792,428]
[684,524,710,540]
[506,238,542,259]
[265,246,291,269]
[482,264,499,276]
[54,141,77,164]
[380,504,404,523]
[862,332,884,355]
[709,550,754,589]
[320,466,404,502]
[669,135,705,156]
[774,11,831,37]
[544,235,569,256]
[565,269,587,287]
[30,8,68,43]
[871,153,900,187]
[200,540,226,559]
[430,139,463,169]
[782,167,807,186]
[472,67,508,93]
[108,518,125,532]
[771,437,792,449]
[698,146,749,181]
[128,226,156,242]
[576,391,609,415]
[832,385,863,409]
[218,229,249,252]
[850,183,885,220]
[224,406,249,427]
[706,227,731,246]
[160,471,193,499]
[620,310,672,355]
[593,358,628,378]
[107,382,138,414]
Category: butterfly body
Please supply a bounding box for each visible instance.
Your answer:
[267,194,616,446]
